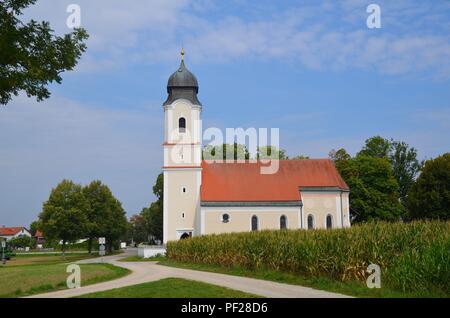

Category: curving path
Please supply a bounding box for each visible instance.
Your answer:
[27,249,350,298]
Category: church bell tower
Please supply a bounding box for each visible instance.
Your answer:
[162,50,202,243]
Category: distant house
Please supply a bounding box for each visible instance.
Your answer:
[0,226,32,241]
[34,230,45,248]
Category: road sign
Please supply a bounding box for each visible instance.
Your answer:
[98,237,105,244]
[99,244,106,256]
[1,241,5,248]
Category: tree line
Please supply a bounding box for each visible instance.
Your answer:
[329,136,448,221]
[35,180,128,253]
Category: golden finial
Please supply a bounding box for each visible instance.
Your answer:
[181,48,185,62]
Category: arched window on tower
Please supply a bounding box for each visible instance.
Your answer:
[179,117,186,133]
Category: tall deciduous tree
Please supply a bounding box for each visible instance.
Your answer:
[38,180,88,253]
[0,0,88,105]
[389,141,422,205]
[357,136,391,159]
[82,180,127,253]
[407,153,450,220]
[338,155,403,222]
[129,214,148,245]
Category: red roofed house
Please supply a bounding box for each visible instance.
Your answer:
[0,226,32,241]
[34,230,45,248]
[161,53,350,243]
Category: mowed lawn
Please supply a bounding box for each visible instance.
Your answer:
[7,253,99,266]
[80,278,260,298]
[0,254,130,297]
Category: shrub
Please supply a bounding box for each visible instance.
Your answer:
[167,221,449,294]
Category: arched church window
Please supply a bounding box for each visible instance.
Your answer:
[307,214,314,230]
[280,215,287,230]
[326,214,333,229]
[179,117,186,133]
[251,215,258,231]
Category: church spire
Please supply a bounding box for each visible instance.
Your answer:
[181,47,185,62]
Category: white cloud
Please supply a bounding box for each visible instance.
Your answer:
[20,0,450,78]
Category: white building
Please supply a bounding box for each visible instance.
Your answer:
[162,52,350,244]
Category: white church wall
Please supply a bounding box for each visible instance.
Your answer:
[200,206,301,235]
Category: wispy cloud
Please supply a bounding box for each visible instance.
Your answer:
[22,0,450,78]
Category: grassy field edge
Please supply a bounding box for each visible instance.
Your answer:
[157,258,446,298]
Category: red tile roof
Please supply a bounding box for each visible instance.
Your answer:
[201,160,349,202]
[0,227,25,236]
[35,230,44,238]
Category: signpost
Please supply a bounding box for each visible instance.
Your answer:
[98,237,106,262]
[1,240,6,265]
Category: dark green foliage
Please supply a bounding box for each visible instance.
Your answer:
[38,180,88,252]
[407,153,450,220]
[9,235,34,249]
[339,155,403,222]
[131,173,164,244]
[83,180,128,253]
[357,136,391,159]
[331,136,423,221]
[0,0,88,105]
[38,179,127,253]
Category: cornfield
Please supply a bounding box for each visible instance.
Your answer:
[167,221,450,294]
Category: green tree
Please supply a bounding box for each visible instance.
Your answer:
[29,220,39,236]
[38,180,88,253]
[389,140,422,205]
[357,137,423,209]
[82,180,128,254]
[129,214,148,245]
[357,136,391,159]
[9,235,34,249]
[257,146,288,160]
[139,173,164,243]
[203,143,251,161]
[339,156,403,222]
[0,0,88,105]
[407,153,450,220]
[329,148,351,164]
[103,197,128,252]
[290,155,310,160]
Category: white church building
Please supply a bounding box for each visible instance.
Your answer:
[162,53,350,243]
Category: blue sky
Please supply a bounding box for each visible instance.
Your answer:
[1,0,449,226]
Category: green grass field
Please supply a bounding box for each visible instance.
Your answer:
[0,253,130,297]
[5,253,100,266]
[79,278,259,298]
